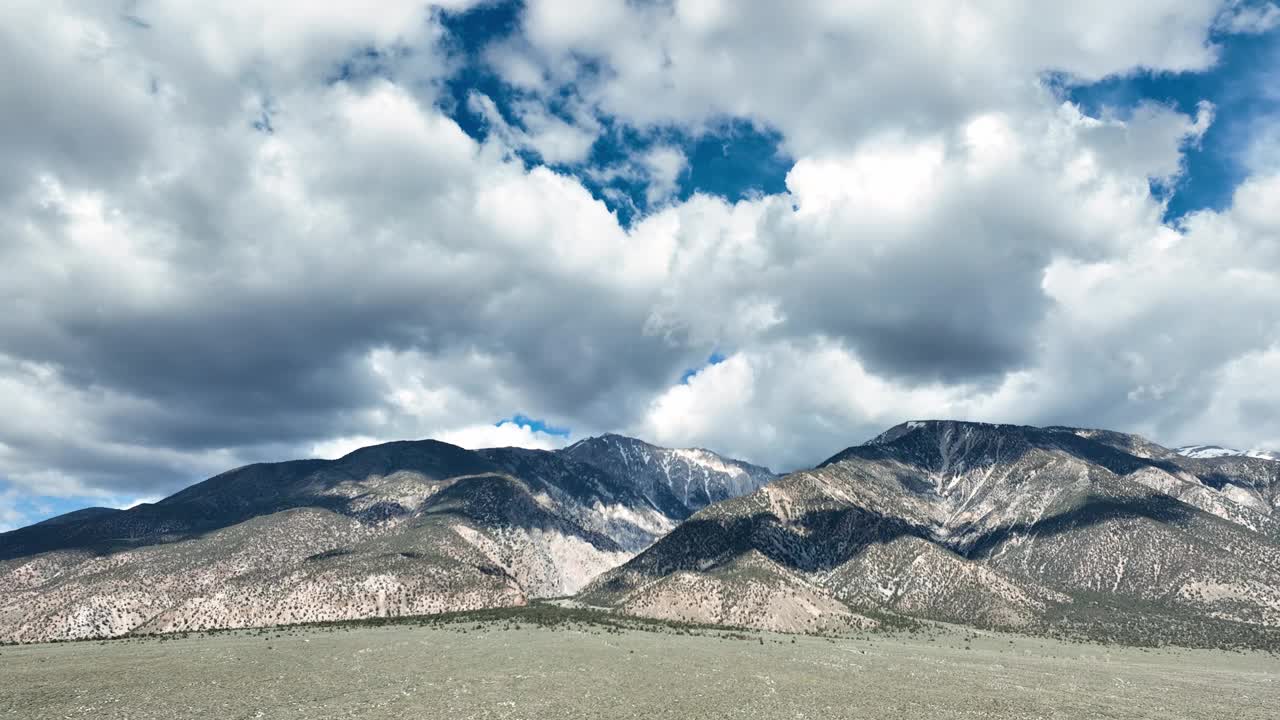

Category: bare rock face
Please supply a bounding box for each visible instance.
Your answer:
[560,433,776,517]
[583,421,1280,648]
[0,437,766,643]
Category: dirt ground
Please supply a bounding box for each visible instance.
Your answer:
[2,618,1277,719]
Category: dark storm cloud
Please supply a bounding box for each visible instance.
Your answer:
[774,228,1052,384]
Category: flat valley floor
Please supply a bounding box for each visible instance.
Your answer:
[2,616,1278,719]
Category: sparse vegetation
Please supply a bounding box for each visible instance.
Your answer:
[2,614,1276,719]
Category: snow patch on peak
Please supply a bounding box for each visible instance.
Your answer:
[561,433,775,515]
[1176,445,1280,461]
[1177,445,1243,459]
[672,448,747,478]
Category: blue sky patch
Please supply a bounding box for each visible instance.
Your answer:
[682,122,791,201]
[1058,28,1280,221]
[680,351,728,384]
[0,485,140,532]
[432,0,1276,228]
[574,119,792,225]
[496,414,572,437]
[432,0,792,226]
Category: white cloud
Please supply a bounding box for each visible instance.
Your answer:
[633,97,1211,373]
[307,422,569,458]
[467,92,600,165]
[640,145,688,204]
[634,341,1023,470]
[1243,119,1280,175]
[624,98,1280,468]
[523,0,630,51]
[309,435,387,460]
[510,0,1230,157]
[0,489,26,533]
[1186,342,1280,450]
[1217,2,1280,33]
[437,422,571,451]
[1,0,1278,519]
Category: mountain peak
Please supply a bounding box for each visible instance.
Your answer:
[586,419,1280,647]
[819,420,1040,468]
[866,419,1017,445]
[560,434,775,515]
[568,432,653,449]
[1176,444,1280,462]
[334,437,469,461]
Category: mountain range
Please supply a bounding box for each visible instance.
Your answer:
[0,435,772,643]
[583,421,1280,648]
[4,420,1280,650]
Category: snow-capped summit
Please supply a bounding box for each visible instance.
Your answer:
[1176,444,1280,461]
[560,433,776,517]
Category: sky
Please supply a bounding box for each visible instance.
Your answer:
[1,1,1279,530]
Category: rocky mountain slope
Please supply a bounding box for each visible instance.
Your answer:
[9,421,1280,649]
[0,436,766,643]
[582,421,1280,647]
[561,434,776,515]
[1057,428,1280,526]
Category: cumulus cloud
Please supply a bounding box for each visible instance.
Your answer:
[437,422,570,451]
[635,343,994,470]
[639,145,689,204]
[633,164,1280,469]
[511,0,1229,156]
[637,99,1217,383]
[467,91,600,164]
[0,490,32,534]
[1217,1,1280,33]
[1,0,1277,526]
